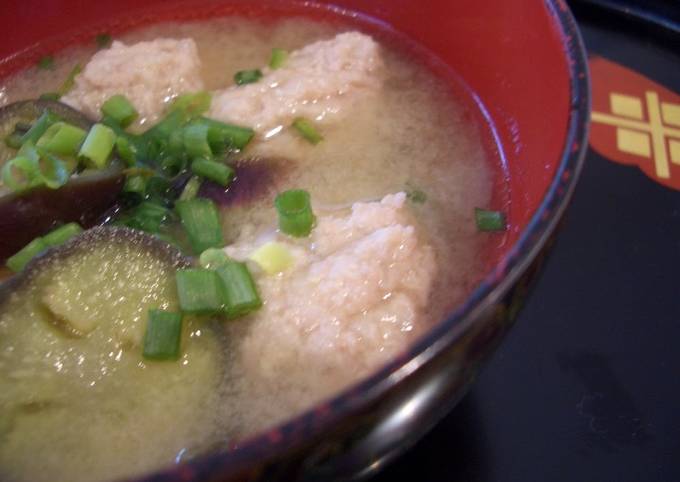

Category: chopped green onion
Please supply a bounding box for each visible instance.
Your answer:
[166,129,186,157]
[2,156,39,192]
[191,159,234,187]
[269,48,288,69]
[171,91,212,118]
[143,137,163,162]
[161,155,187,178]
[124,175,147,194]
[234,69,263,86]
[292,117,323,145]
[95,33,112,49]
[20,111,59,146]
[17,141,40,163]
[115,136,137,166]
[275,189,315,237]
[39,92,61,101]
[216,261,262,319]
[179,176,201,201]
[183,123,212,159]
[123,201,172,233]
[5,133,22,149]
[153,232,182,250]
[35,148,70,189]
[104,116,149,163]
[249,241,294,275]
[144,176,172,204]
[78,123,116,168]
[475,208,507,232]
[42,223,83,247]
[6,237,48,272]
[144,109,187,144]
[58,64,82,96]
[175,198,224,254]
[194,117,254,152]
[406,188,427,204]
[143,309,183,360]
[101,95,138,128]
[37,122,87,157]
[175,268,224,314]
[199,248,230,269]
[37,56,54,70]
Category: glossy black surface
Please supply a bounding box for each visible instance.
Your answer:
[374,5,680,482]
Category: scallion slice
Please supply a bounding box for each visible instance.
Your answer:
[292,117,323,145]
[199,248,230,269]
[183,123,212,159]
[175,198,224,254]
[42,223,83,247]
[406,186,427,204]
[20,111,59,146]
[166,129,185,157]
[17,141,41,163]
[58,64,82,96]
[144,109,187,144]
[195,117,254,152]
[123,201,172,233]
[101,95,138,128]
[216,261,262,319]
[234,69,263,86]
[275,189,315,237]
[6,237,47,272]
[175,268,224,314]
[269,48,288,69]
[123,175,147,195]
[474,208,507,232]
[115,136,137,166]
[37,122,87,157]
[78,123,116,168]
[35,148,70,189]
[143,309,183,360]
[144,176,172,204]
[171,91,212,118]
[248,241,294,275]
[95,33,112,49]
[37,56,54,70]
[191,159,234,187]
[2,156,40,192]
[179,176,201,201]
[39,92,61,101]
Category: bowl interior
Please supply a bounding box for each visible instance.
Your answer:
[0,0,582,479]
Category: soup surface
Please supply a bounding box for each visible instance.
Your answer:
[0,14,500,482]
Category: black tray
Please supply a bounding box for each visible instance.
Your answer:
[374,2,680,480]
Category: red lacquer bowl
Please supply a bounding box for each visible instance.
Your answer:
[0,0,589,480]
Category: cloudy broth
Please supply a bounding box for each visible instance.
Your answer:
[0,15,504,482]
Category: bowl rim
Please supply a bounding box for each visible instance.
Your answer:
[142,0,592,479]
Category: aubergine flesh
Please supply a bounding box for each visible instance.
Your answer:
[0,226,221,482]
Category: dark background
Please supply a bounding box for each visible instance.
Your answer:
[374,3,680,481]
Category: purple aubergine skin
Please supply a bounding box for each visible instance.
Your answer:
[0,171,125,260]
[0,99,125,261]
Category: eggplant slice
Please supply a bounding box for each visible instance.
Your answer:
[0,226,190,298]
[0,100,124,260]
[0,227,223,482]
